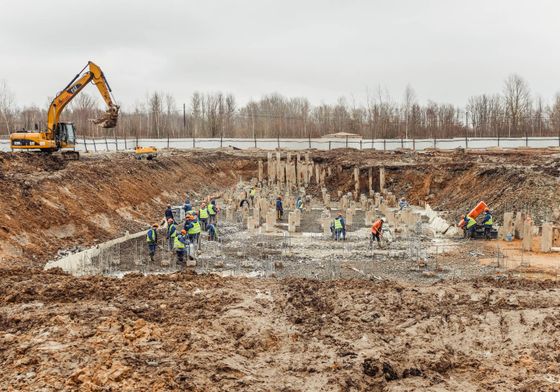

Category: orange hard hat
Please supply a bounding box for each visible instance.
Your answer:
[484,208,490,212]
[181,229,187,235]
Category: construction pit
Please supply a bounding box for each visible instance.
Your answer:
[1,148,560,391]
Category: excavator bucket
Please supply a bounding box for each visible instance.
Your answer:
[91,105,120,128]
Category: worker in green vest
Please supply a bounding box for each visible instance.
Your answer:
[185,214,202,249]
[462,214,477,239]
[208,200,218,225]
[332,213,346,241]
[174,229,189,268]
[481,208,493,240]
[249,187,256,206]
[198,202,209,231]
[146,223,159,262]
[166,218,177,251]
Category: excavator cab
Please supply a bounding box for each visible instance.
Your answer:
[54,122,77,149]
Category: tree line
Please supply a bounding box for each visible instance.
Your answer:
[1,74,560,139]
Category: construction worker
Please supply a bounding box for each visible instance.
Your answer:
[462,214,477,239]
[481,208,493,240]
[174,229,189,268]
[333,213,346,241]
[183,199,192,213]
[146,223,159,262]
[185,214,202,249]
[399,198,409,211]
[207,223,218,241]
[165,204,174,221]
[166,218,177,251]
[371,218,385,246]
[296,196,304,211]
[198,202,209,231]
[208,199,218,225]
[249,187,256,206]
[276,196,284,220]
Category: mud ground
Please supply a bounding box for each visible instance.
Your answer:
[2,269,560,391]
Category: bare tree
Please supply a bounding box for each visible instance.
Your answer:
[503,74,531,137]
[148,92,164,138]
[402,84,417,138]
[69,93,98,136]
[0,79,16,134]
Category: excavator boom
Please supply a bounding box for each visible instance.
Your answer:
[47,61,119,137]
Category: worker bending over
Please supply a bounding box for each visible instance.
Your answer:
[166,218,177,251]
[174,229,190,268]
[462,214,477,239]
[207,223,218,241]
[481,208,493,240]
[276,196,284,220]
[371,218,385,246]
[399,198,409,211]
[146,223,159,262]
[333,213,346,241]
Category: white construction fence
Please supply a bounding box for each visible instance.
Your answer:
[1,136,559,153]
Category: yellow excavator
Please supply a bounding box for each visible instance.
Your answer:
[9,61,119,159]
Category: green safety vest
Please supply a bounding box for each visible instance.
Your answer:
[174,235,186,250]
[188,221,201,235]
[146,229,156,243]
[484,215,493,226]
[250,189,256,196]
[199,208,209,219]
[466,216,477,229]
[167,223,177,238]
[334,218,343,230]
[208,204,216,215]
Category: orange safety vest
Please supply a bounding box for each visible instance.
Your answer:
[371,220,383,235]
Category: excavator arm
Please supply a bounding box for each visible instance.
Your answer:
[46,61,119,138]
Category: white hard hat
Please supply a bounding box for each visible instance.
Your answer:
[381,218,386,223]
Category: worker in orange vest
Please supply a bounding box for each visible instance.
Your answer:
[370,218,385,246]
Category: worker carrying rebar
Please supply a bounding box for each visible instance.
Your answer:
[174,229,189,268]
[166,218,177,251]
[146,223,159,262]
[481,208,493,240]
[332,213,346,241]
[185,214,202,249]
[276,196,284,220]
[462,214,477,239]
[208,199,218,225]
[370,218,385,246]
[198,202,209,231]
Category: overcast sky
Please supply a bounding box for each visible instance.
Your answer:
[0,0,558,110]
